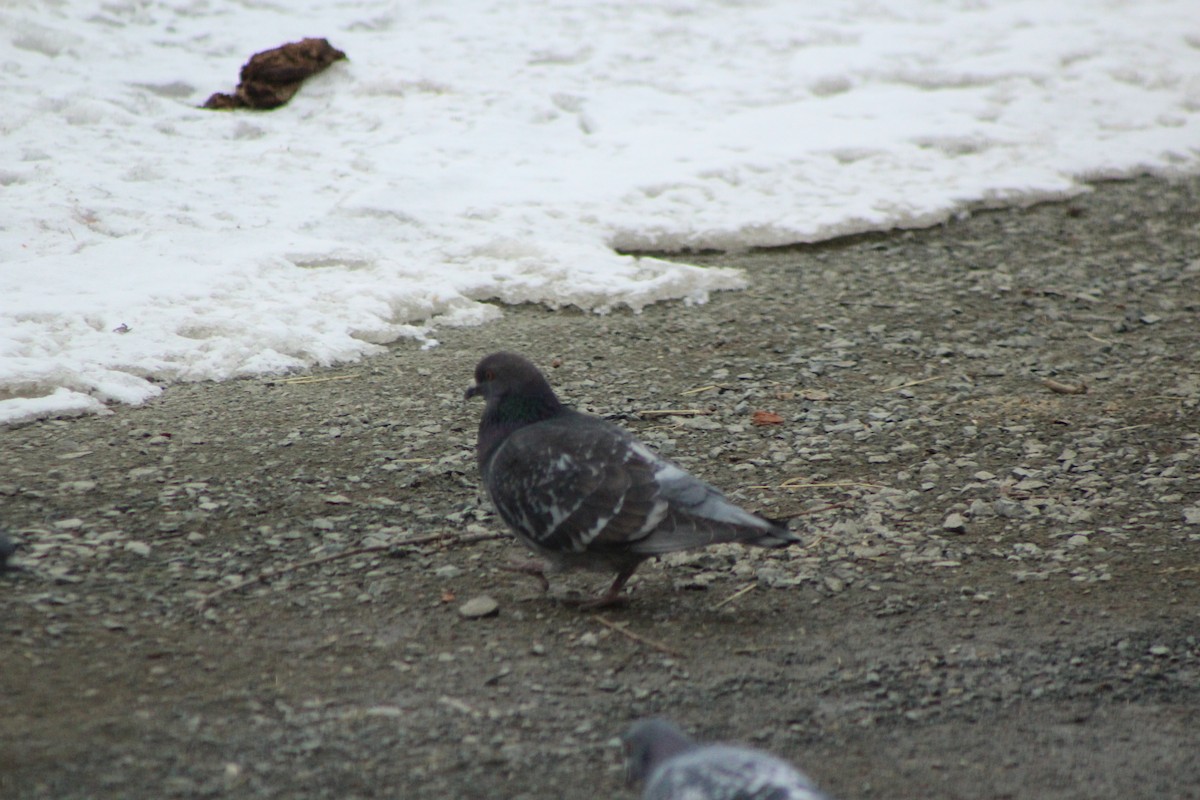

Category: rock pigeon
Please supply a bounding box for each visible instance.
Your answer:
[465,352,801,607]
[621,718,834,800]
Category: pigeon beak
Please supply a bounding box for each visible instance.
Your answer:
[464,384,480,400]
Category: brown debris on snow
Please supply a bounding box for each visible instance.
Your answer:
[203,37,347,111]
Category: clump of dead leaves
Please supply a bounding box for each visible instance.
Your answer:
[203,37,346,111]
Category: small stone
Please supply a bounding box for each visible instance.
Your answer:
[435,564,463,579]
[1148,645,1170,656]
[995,498,1030,519]
[126,541,152,556]
[942,513,966,532]
[824,576,845,593]
[458,595,499,619]
[967,499,992,517]
[364,705,404,717]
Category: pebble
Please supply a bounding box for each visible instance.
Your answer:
[126,541,152,557]
[458,595,499,619]
[942,513,966,532]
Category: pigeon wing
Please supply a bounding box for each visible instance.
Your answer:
[483,413,668,554]
[647,746,829,800]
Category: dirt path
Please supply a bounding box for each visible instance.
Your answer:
[3,176,1198,800]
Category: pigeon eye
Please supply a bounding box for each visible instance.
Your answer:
[484,369,496,381]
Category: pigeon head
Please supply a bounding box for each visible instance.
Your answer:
[465,352,563,422]
[621,718,697,786]
[466,352,565,464]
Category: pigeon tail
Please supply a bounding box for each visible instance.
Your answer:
[621,512,798,556]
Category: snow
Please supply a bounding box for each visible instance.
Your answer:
[2,0,1198,425]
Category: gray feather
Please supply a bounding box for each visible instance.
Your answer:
[622,719,834,800]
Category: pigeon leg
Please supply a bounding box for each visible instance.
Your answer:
[575,564,640,610]
[500,559,551,592]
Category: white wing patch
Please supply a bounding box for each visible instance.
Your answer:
[650,745,825,800]
[538,452,587,544]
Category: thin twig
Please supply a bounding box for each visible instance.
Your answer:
[1041,377,1088,395]
[881,375,941,392]
[277,373,359,385]
[780,478,883,489]
[752,479,884,491]
[593,615,683,657]
[744,502,847,525]
[194,531,504,610]
[681,384,728,396]
[637,408,713,418]
[711,581,757,611]
[796,502,850,516]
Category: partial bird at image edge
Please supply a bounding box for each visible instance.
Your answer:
[621,718,835,800]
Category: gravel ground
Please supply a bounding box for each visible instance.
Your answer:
[2,175,1199,800]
